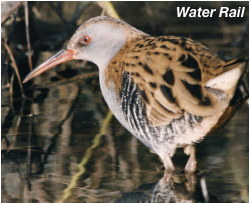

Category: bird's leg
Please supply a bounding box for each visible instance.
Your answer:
[184,145,197,191]
[162,155,175,183]
[163,155,175,172]
[184,144,197,174]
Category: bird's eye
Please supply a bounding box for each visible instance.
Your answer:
[81,35,91,44]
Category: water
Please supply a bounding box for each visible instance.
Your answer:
[1,2,249,203]
[2,79,248,203]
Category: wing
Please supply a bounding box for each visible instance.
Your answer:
[118,36,246,126]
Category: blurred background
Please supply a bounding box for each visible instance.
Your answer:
[1,1,249,203]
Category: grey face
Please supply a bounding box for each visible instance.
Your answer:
[67,22,128,70]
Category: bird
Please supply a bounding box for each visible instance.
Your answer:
[23,16,247,178]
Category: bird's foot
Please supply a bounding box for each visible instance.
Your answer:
[184,145,197,174]
[163,156,175,173]
[162,156,175,184]
[185,157,197,174]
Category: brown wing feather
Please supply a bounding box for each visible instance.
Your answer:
[107,36,246,126]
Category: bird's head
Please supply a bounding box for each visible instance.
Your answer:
[23,16,148,83]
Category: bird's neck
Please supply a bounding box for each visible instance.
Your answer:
[96,29,149,71]
[98,29,149,110]
[98,40,136,130]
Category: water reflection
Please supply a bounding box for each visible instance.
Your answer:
[117,174,198,203]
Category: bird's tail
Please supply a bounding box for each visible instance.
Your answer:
[205,57,248,95]
[207,58,248,134]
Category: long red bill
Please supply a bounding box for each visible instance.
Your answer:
[23,49,76,83]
